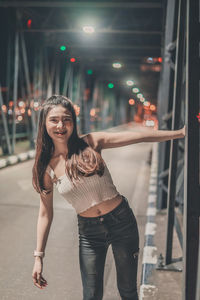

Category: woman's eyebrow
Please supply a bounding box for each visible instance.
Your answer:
[49,114,72,118]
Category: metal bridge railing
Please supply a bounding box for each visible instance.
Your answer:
[157,0,200,299]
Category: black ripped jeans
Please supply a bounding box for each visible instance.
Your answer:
[77,196,139,300]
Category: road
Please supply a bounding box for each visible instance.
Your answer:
[0,124,153,300]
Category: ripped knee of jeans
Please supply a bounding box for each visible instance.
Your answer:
[133,248,140,259]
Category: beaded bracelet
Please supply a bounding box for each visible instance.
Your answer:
[34,250,45,258]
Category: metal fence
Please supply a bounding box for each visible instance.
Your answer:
[157,0,200,299]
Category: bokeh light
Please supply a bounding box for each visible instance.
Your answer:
[60,45,66,51]
[132,88,140,93]
[112,62,122,69]
[108,83,114,89]
[129,99,135,105]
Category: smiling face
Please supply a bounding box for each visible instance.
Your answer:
[45,105,74,144]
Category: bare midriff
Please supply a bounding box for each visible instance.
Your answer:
[78,194,123,217]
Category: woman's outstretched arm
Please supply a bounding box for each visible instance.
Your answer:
[85,125,186,150]
[32,172,54,289]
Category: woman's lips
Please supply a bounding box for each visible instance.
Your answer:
[54,131,67,135]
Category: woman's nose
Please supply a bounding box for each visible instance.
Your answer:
[57,121,63,128]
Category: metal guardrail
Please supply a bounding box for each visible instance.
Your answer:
[156,0,200,299]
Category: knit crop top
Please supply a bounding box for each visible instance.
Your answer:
[45,162,120,214]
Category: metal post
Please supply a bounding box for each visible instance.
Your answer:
[6,34,11,106]
[79,66,86,133]
[68,65,73,100]
[157,0,178,210]
[183,0,200,299]
[165,0,186,266]
[11,30,19,154]
[0,87,12,154]
[20,31,37,147]
[55,59,60,95]
[20,73,31,144]
[37,49,43,103]
[62,63,71,96]
[195,238,200,300]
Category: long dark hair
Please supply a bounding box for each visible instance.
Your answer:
[32,95,105,195]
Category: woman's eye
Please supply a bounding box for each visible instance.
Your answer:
[50,118,71,122]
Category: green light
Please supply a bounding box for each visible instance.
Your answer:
[60,45,66,51]
[87,69,93,75]
[108,83,114,89]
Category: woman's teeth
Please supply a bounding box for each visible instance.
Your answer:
[55,131,66,135]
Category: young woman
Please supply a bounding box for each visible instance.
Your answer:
[32,95,185,300]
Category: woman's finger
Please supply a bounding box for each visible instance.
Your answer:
[40,275,47,282]
[37,273,41,286]
[33,276,43,289]
[41,279,48,286]
[40,278,48,286]
[34,282,43,289]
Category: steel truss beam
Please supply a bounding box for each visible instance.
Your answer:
[59,44,160,50]
[0,2,163,8]
[157,0,178,210]
[22,29,162,35]
[183,0,200,299]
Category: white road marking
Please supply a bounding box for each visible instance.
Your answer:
[148,194,156,203]
[142,246,157,264]
[139,284,158,299]
[28,150,35,158]
[149,185,157,193]
[146,207,157,216]
[149,179,157,185]
[18,152,28,161]
[145,222,157,236]
[7,156,18,164]
[0,159,7,168]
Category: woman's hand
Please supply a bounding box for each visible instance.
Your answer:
[32,257,48,289]
[180,125,186,138]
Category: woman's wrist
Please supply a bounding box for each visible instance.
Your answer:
[34,250,45,258]
[177,126,186,139]
[35,256,43,261]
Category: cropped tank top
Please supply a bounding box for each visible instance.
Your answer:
[45,162,120,214]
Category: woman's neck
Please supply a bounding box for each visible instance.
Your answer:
[52,143,68,158]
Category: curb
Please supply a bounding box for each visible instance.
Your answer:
[139,143,158,299]
[0,150,35,169]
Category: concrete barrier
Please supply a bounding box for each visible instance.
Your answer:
[0,150,36,169]
[139,143,158,300]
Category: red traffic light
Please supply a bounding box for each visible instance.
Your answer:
[27,19,32,29]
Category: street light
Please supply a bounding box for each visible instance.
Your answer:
[132,88,140,93]
[112,62,122,69]
[126,80,135,86]
[83,26,95,34]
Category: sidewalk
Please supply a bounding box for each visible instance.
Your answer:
[139,143,182,300]
[149,209,182,300]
